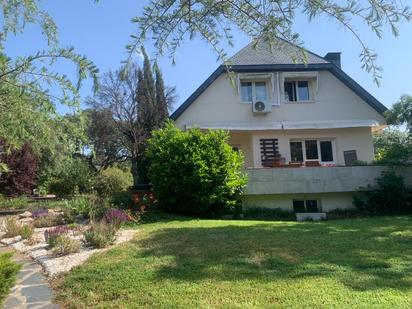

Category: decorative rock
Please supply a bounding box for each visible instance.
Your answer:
[19,211,32,218]
[20,217,34,224]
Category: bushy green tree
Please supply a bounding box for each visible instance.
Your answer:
[385,95,412,135]
[48,157,93,197]
[147,122,247,217]
[94,166,133,198]
[354,171,412,215]
[374,129,412,165]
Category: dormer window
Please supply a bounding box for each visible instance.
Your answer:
[240,81,268,102]
[284,80,311,102]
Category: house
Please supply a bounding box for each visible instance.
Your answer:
[171,41,399,213]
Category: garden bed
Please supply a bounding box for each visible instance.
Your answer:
[0,209,137,277]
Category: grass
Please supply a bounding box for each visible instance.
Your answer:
[54,215,412,308]
[0,252,21,305]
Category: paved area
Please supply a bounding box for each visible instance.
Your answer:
[1,245,59,309]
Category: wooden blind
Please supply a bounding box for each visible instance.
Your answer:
[343,150,358,166]
[260,138,279,167]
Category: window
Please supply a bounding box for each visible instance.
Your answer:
[241,82,253,102]
[305,140,318,160]
[289,139,335,163]
[290,141,303,162]
[293,200,320,213]
[284,80,310,102]
[240,81,268,102]
[320,141,333,162]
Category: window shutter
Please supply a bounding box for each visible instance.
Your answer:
[343,150,358,166]
[260,138,279,167]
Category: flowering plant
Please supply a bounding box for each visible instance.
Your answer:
[104,209,129,229]
[44,226,70,247]
[31,208,49,218]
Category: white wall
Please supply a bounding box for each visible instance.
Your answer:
[242,192,355,212]
[174,70,386,128]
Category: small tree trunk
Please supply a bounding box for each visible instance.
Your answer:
[131,158,140,187]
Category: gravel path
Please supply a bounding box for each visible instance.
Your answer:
[1,245,59,309]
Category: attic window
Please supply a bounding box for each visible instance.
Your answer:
[240,81,268,102]
[284,80,310,102]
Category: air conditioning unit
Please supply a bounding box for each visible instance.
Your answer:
[253,100,272,113]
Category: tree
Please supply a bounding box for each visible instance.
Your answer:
[0,2,98,107]
[147,122,247,217]
[385,95,412,135]
[86,108,126,170]
[130,0,412,84]
[374,129,412,165]
[87,51,175,186]
[0,139,38,196]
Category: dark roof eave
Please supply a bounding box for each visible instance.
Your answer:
[170,63,387,120]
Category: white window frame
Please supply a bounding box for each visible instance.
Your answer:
[289,138,336,164]
[283,79,312,103]
[240,80,270,103]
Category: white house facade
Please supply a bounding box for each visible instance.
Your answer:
[171,41,407,213]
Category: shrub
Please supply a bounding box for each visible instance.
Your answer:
[3,217,22,238]
[0,252,21,301]
[52,235,81,256]
[20,224,34,240]
[83,222,116,248]
[0,139,38,196]
[0,196,29,210]
[104,209,129,229]
[353,171,412,215]
[33,214,65,228]
[48,157,93,197]
[111,190,132,209]
[243,207,295,221]
[44,226,70,247]
[147,122,248,217]
[351,160,368,166]
[373,129,412,165]
[94,167,132,198]
[63,195,109,220]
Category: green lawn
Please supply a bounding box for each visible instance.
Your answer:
[0,252,20,305]
[54,216,412,308]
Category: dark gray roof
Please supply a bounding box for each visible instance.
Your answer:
[229,41,329,65]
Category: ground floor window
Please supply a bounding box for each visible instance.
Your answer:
[289,139,334,163]
[293,199,320,213]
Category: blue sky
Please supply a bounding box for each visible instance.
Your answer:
[5,0,412,113]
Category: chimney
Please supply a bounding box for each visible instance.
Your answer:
[324,52,341,68]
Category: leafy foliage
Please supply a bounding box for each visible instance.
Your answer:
[385,94,412,135]
[374,129,412,165]
[83,222,117,248]
[48,157,93,197]
[33,214,65,228]
[0,252,20,304]
[94,167,133,198]
[354,171,412,215]
[0,195,29,210]
[45,226,70,247]
[52,235,81,257]
[87,50,175,185]
[131,1,412,84]
[147,122,247,217]
[0,139,38,196]
[20,224,34,240]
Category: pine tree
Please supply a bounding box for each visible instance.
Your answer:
[155,64,169,127]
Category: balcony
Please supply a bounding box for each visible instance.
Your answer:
[245,165,412,195]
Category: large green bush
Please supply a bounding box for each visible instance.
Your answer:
[353,171,412,214]
[94,166,132,198]
[147,122,247,217]
[48,158,93,197]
